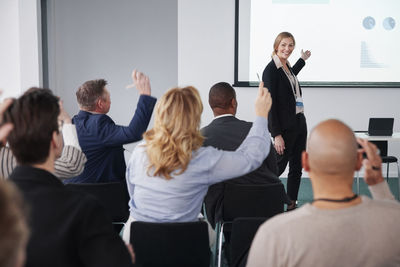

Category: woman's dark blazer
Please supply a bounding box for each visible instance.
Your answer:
[262,58,305,138]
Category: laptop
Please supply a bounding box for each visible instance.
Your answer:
[368,118,394,136]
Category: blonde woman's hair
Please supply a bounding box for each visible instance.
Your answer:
[144,86,204,179]
[271,31,295,57]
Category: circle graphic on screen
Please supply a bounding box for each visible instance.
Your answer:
[383,17,395,30]
[363,16,375,30]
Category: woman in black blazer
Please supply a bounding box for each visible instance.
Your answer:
[262,32,311,210]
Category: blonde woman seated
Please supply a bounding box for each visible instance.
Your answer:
[122,80,272,243]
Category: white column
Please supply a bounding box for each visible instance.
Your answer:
[18,0,42,91]
[0,0,21,98]
[0,0,41,99]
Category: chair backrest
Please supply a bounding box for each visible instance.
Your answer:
[65,182,129,222]
[130,221,210,267]
[230,217,268,267]
[222,183,285,221]
[371,141,388,157]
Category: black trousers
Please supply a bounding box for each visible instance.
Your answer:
[276,113,307,201]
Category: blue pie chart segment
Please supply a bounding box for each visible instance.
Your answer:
[363,16,375,30]
[383,17,395,30]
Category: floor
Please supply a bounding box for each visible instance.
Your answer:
[282,176,400,208]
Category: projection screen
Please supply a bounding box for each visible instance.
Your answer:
[234,0,400,87]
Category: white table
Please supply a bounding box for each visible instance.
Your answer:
[355,132,400,141]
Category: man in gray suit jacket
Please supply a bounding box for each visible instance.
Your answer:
[201,82,290,228]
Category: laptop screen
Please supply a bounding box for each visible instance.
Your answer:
[368,118,394,136]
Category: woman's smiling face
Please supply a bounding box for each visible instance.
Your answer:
[276,37,295,61]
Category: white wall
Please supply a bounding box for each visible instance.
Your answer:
[46,0,178,157]
[19,0,42,91]
[46,0,178,119]
[0,0,41,99]
[178,0,400,177]
[0,0,21,98]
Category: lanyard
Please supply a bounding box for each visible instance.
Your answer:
[283,67,297,98]
[312,194,358,203]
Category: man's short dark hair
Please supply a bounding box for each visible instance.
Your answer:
[76,79,107,111]
[4,88,60,165]
[208,82,236,110]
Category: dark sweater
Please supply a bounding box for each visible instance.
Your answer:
[11,165,134,267]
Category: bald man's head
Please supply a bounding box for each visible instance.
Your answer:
[306,119,359,176]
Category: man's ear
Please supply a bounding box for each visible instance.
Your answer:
[231,98,238,115]
[51,131,62,151]
[355,151,363,171]
[302,151,310,172]
[92,97,104,113]
[51,131,57,147]
[96,97,103,109]
[231,98,237,108]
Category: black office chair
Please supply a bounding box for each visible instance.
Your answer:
[130,221,211,267]
[65,182,130,232]
[370,141,399,181]
[354,131,399,197]
[214,183,286,267]
[230,217,268,267]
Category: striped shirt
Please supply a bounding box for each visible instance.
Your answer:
[0,124,86,179]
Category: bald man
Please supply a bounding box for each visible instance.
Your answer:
[247,119,400,267]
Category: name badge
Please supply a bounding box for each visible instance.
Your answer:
[296,97,304,107]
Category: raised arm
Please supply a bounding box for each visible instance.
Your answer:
[0,98,16,179]
[0,147,17,179]
[357,138,395,200]
[55,123,87,179]
[291,58,306,76]
[0,98,14,145]
[98,71,157,146]
[54,101,87,179]
[292,49,310,75]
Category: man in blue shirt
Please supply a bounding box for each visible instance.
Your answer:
[68,70,157,184]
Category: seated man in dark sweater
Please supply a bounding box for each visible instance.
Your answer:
[68,70,157,184]
[201,82,290,228]
[6,88,134,267]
